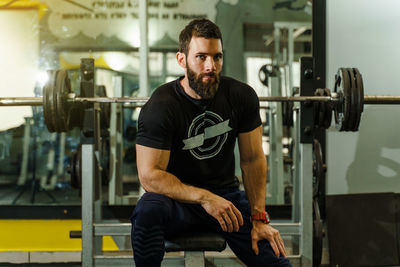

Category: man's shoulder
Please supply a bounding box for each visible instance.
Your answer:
[148,80,181,104]
[139,80,181,117]
[152,80,177,97]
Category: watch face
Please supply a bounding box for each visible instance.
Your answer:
[265,212,270,223]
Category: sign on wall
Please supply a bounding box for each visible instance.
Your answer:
[43,0,238,47]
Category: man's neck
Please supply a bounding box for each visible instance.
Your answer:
[179,76,202,100]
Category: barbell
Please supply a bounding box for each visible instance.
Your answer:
[1,68,399,133]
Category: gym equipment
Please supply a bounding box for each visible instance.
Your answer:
[68,145,81,189]
[313,88,332,129]
[0,68,399,133]
[312,139,326,266]
[2,60,399,266]
[312,139,326,198]
[70,230,227,267]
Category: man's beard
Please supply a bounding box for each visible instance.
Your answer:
[187,65,220,99]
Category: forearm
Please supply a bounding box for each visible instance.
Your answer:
[139,169,212,204]
[241,156,268,214]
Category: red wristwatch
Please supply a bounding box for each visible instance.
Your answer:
[251,211,271,224]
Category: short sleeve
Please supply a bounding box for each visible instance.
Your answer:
[237,84,262,133]
[136,99,174,150]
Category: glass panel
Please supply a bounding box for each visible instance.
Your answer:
[0,1,311,209]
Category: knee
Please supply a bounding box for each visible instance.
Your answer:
[131,192,173,226]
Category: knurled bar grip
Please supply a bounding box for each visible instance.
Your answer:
[2,95,400,106]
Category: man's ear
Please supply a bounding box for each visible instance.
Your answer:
[176,52,186,69]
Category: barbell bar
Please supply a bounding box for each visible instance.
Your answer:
[2,95,400,106]
[0,68,399,132]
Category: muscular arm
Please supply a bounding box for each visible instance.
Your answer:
[238,125,287,257]
[238,125,267,214]
[136,144,244,232]
[136,144,209,203]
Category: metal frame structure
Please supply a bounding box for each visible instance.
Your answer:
[266,21,312,206]
[79,60,313,265]
[267,68,285,205]
[108,76,124,205]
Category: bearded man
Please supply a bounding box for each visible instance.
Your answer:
[131,18,291,267]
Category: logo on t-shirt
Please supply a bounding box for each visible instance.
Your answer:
[182,111,232,160]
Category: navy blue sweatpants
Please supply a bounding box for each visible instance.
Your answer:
[130,187,292,267]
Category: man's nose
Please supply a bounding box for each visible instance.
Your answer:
[204,57,216,72]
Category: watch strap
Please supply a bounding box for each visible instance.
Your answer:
[251,211,271,224]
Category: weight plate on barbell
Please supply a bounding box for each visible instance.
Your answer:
[342,68,352,131]
[43,70,73,133]
[314,89,333,129]
[333,72,343,130]
[43,71,56,132]
[334,68,351,131]
[55,70,73,132]
[353,68,364,131]
[346,68,358,131]
[349,68,362,132]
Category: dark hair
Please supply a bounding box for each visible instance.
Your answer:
[179,18,223,55]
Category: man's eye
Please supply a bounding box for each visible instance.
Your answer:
[196,55,205,60]
[214,55,222,60]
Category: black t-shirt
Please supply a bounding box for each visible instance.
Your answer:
[136,76,262,190]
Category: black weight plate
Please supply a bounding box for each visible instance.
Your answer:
[348,68,360,132]
[43,71,56,132]
[54,71,63,132]
[69,146,81,189]
[314,88,332,129]
[55,70,72,132]
[333,72,344,131]
[313,198,323,267]
[312,139,324,197]
[334,69,350,131]
[258,64,270,86]
[346,68,358,132]
[49,71,59,132]
[353,68,364,131]
[341,68,352,131]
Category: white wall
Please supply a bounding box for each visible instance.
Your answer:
[0,10,39,130]
[326,0,400,194]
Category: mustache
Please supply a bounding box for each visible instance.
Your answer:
[200,72,216,78]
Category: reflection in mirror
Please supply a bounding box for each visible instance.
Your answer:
[0,0,311,209]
